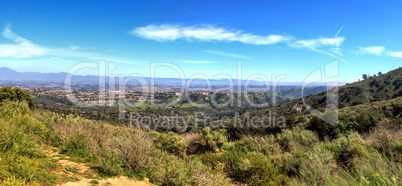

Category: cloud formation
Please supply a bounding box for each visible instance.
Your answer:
[290,36,347,62]
[387,51,402,58]
[291,37,345,49]
[131,24,349,61]
[0,25,48,58]
[69,44,80,51]
[179,60,222,64]
[358,46,386,56]
[132,24,346,49]
[0,25,148,65]
[357,46,402,58]
[131,24,292,45]
[204,50,251,60]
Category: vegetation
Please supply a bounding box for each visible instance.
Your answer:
[0,86,35,109]
[253,67,402,118]
[0,100,232,185]
[0,68,401,185]
[0,97,401,185]
[32,90,290,131]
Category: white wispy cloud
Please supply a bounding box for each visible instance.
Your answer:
[0,25,84,58]
[69,44,80,51]
[0,25,148,66]
[330,47,343,56]
[132,24,350,63]
[356,46,402,58]
[0,25,49,58]
[179,60,222,64]
[289,36,347,63]
[357,46,386,56]
[291,37,345,49]
[386,51,402,58]
[203,50,251,59]
[132,24,347,51]
[131,24,292,45]
[334,25,345,38]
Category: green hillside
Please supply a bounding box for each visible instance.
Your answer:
[255,67,402,117]
[1,81,401,185]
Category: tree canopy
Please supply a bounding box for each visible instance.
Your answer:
[0,86,35,109]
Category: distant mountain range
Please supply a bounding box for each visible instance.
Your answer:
[0,67,344,87]
[0,67,68,81]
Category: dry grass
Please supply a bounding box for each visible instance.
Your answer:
[114,128,154,172]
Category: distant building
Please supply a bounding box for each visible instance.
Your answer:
[175,92,182,96]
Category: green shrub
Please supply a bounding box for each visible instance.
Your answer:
[234,136,259,152]
[351,152,401,185]
[89,179,99,185]
[147,152,230,186]
[188,160,230,186]
[354,113,377,133]
[276,129,294,152]
[98,150,124,176]
[0,102,61,185]
[65,166,78,173]
[299,129,319,147]
[1,176,27,186]
[0,87,35,109]
[200,127,227,152]
[333,134,370,170]
[323,143,342,160]
[0,119,43,158]
[60,131,91,158]
[276,127,319,153]
[282,148,308,177]
[256,135,279,155]
[299,146,335,185]
[306,116,337,140]
[0,152,59,184]
[154,132,187,157]
[200,152,221,170]
[162,156,191,185]
[220,150,289,185]
[393,141,402,154]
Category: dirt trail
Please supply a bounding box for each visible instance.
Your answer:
[63,176,153,186]
[43,146,154,186]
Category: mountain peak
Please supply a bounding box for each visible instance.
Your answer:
[0,67,18,73]
[0,67,21,80]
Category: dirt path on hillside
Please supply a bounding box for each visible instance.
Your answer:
[43,146,154,186]
[62,176,153,186]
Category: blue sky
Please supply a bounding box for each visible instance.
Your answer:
[0,0,401,82]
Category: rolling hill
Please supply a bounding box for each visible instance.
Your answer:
[254,67,402,116]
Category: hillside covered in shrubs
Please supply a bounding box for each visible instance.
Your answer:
[257,67,402,117]
[0,86,401,185]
